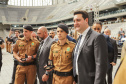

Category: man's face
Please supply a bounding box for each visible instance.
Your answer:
[92,24,102,33]
[15,32,20,37]
[49,31,55,38]
[57,28,67,40]
[31,33,37,39]
[104,30,110,36]
[73,14,88,33]
[37,29,44,40]
[23,29,32,38]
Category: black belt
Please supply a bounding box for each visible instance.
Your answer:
[53,70,73,76]
[18,61,36,66]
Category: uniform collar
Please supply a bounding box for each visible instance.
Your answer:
[57,39,69,45]
[22,37,33,41]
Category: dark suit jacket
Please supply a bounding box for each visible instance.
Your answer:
[73,28,108,84]
[109,38,118,63]
[37,36,54,84]
[102,34,113,53]
[67,35,76,43]
[55,35,76,43]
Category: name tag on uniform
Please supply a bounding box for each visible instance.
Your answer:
[53,51,58,53]
[19,45,24,47]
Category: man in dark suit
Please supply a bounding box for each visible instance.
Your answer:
[104,28,118,84]
[73,10,108,84]
[92,21,113,53]
[67,35,76,43]
[37,26,54,84]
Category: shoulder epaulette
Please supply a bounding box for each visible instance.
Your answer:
[51,42,57,48]
[69,41,76,45]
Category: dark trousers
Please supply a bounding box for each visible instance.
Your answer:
[0,60,2,72]
[10,60,18,84]
[106,65,113,84]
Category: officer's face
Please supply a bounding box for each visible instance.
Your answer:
[23,29,32,38]
[57,28,67,40]
[37,29,44,40]
[92,24,102,33]
[74,14,88,33]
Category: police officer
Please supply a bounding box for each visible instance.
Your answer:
[0,37,4,72]
[13,25,39,84]
[9,30,20,84]
[42,23,75,84]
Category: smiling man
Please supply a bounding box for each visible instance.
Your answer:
[13,25,39,84]
[72,10,108,84]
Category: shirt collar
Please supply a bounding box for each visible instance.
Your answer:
[81,27,90,36]
[23,37,33,41]
[57,39,69,45]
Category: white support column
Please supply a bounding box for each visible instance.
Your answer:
[42,0,43,6]
[94,6,99,22]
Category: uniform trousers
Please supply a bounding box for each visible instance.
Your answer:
[14,65,36,84]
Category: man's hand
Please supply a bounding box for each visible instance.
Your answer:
[0,43,4,49]
[42,74,49,82]
[73,81,76,84]
[17,57,23,63]
[26,56,32,61]
[44,65,53,72]
[9,30,13,37]
[110,62,116,66]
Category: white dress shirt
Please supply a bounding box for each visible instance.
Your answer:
[75,27,90,75]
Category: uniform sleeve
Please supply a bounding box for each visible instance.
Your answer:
[13,40,19,53]
[49,45,54,60]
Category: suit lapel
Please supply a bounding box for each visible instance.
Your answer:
[78,28,92,56]
[40,37,50,54]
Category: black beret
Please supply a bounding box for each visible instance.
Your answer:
[58,23,68,34]
[24,25,33,31]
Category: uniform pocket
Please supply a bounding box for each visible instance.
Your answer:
[65,51,72,63]
[53,53,59,64]
[30,46,36,51]
[16,65,21,73]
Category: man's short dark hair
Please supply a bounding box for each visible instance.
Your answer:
[93,21,102,27]
[15,30,20,34]
[74,10,89,20]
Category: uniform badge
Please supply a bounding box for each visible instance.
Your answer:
[67,47,70,51]
[31,42,34,46]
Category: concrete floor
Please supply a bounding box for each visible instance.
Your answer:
[0,48,121,84]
